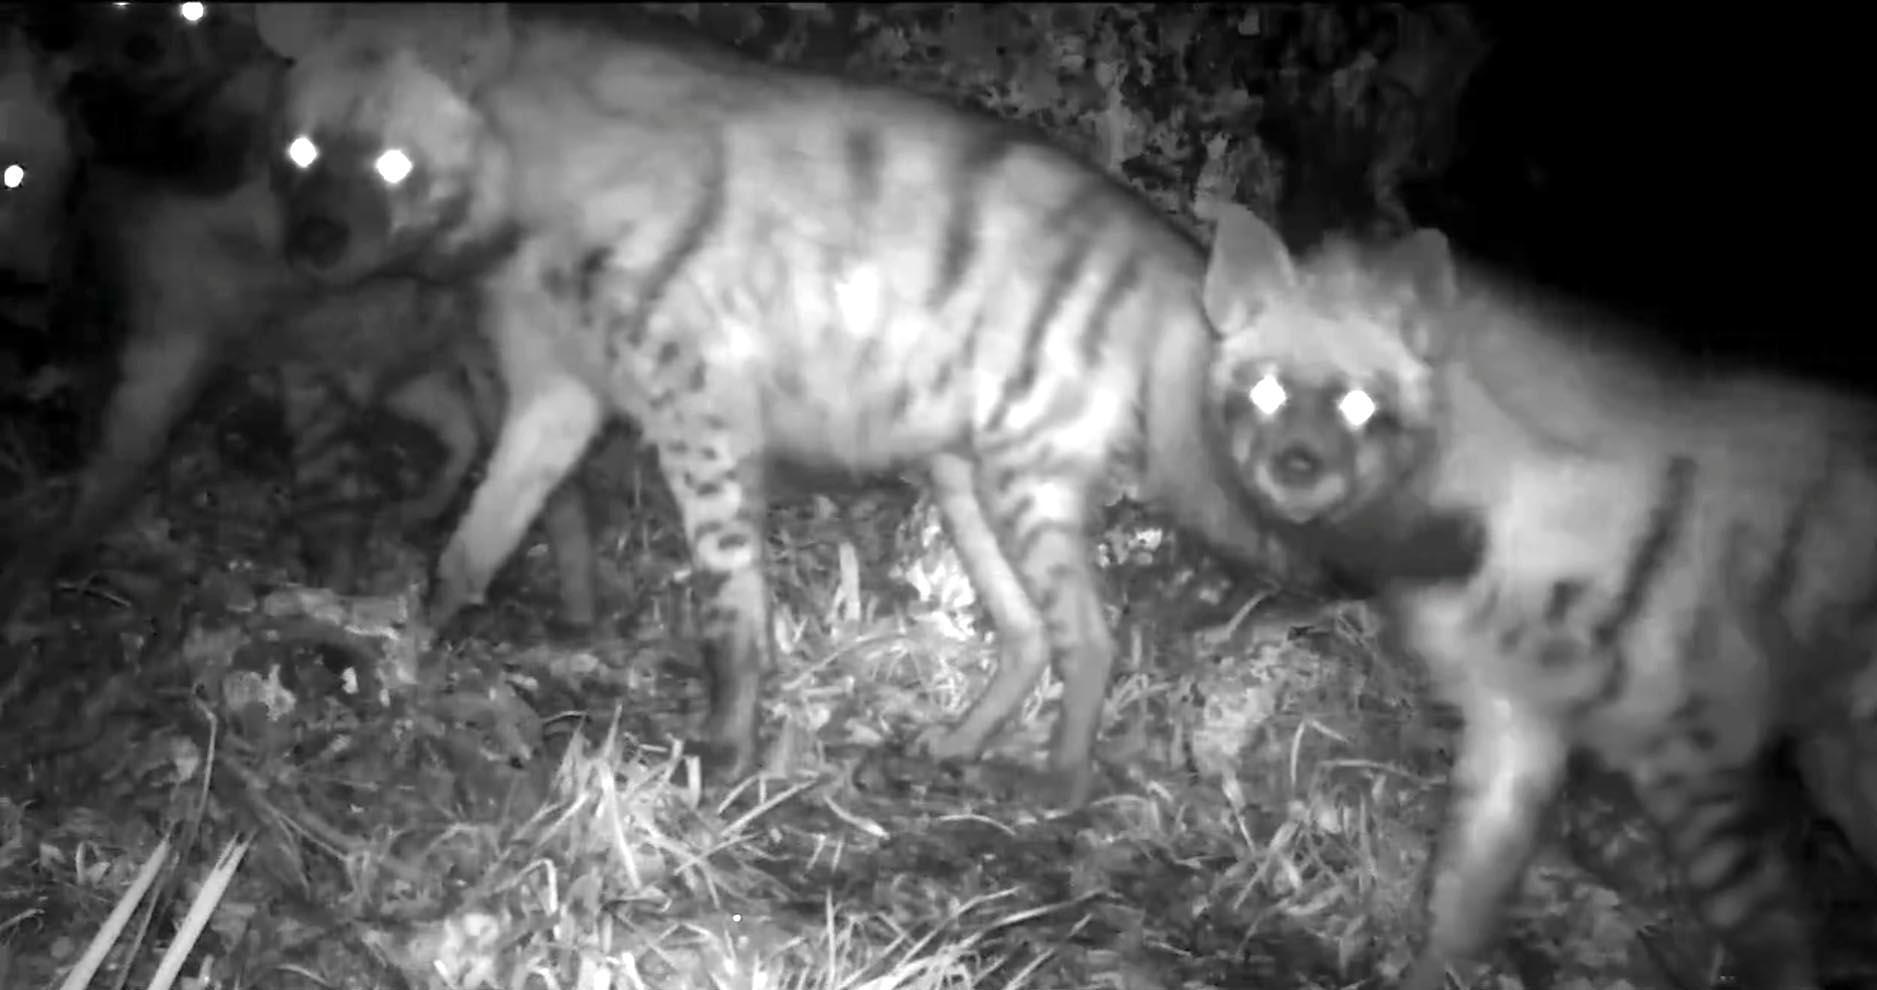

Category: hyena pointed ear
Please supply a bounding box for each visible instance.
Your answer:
[1204,204,1297,330]
[1387,229,1465,362]
[370,4,515,93]
[254,3,344,59]
[1386,228,1460,309]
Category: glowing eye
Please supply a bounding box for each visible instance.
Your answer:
[1247,374,1287,416]
[179,2,206,23]
[286,135,319,169]
[1337,388,1378,429]
[374,148,414,186]
[3,164,24,190]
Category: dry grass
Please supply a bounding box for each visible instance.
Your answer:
[0,407,1717,990]
[3,8,1867,989]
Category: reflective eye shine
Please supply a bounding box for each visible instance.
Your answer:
[286,135,319,169]
[179,2,207,23]
[1248,374,1288,417]
[374,148,414,186]
[1337,388,1379,429]
[3,164,24,190]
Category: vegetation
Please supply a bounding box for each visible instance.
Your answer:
[2,5,1864,989]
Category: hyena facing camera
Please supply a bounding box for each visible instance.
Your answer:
[268,10,1303,807]
[1200,204,1877,988]
[0,18,598,633]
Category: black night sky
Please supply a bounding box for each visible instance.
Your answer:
[1397,8,1837,389]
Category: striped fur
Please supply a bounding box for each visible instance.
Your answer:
[269,9,1298,806]
[1201,204,1877,988]
[0,14,598,631]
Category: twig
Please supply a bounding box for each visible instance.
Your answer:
[55,833,172,990]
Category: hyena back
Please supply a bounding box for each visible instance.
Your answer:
[1201,205,1877,987]
[0,34,598,632]
[272,14,1288,805]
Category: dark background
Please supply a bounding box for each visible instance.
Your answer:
[1373,9,1838,388]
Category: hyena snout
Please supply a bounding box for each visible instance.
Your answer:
[285,213,352,271]
[1268,442,1327,487]
[1246,430,1354,524]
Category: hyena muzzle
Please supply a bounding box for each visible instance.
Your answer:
[267,14,1302,807]
[0,23,599,634]
[1200,204,1877,988]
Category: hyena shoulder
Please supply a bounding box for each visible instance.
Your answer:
[1409,259,1873,514]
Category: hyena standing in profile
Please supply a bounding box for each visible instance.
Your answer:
[0,12,599,633]
[1199,203,1877,988]
[263,10,1352,806]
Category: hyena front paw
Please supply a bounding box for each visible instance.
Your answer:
[303,543,364,595]
[686,734,758,786]
[395,488,458,533]
[1399,950,1462,990]
[541,610,598,646]
[914,723,990,763]
[1047,758,1097,811]
[427,541,488,630]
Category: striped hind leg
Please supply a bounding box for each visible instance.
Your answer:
[1631,750,1821,990]
[279,363,373,591]
[377,366,484,531]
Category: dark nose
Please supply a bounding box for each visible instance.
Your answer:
[287,216,350,269]
[1269,443,1323,486]
[121,32,165,66]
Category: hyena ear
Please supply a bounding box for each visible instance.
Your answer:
[1384,229,1464,362]
[1203,204,1297,330]
[1384,228,1459,309]
[254,3,344,59]
[257,4,513,89]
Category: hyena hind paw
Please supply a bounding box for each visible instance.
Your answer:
[678,735,758,788]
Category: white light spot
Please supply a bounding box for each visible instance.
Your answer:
[1337,388,1378,429]
[3,164,23,190]
[179,2,206,23]
[1247,374,1287,416]
[286,135,319,169]
[374,148,413,186]
[832,265,886,335]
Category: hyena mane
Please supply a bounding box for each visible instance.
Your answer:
[270,12,1309,807]
[1202,205,1877,988]
[0,32,598,634]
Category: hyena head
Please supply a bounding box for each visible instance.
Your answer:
[15,1,279,194]
[273,40,509,285]
[1200,204,1462,529]
[58,2,248,86]
[0,25,79,289]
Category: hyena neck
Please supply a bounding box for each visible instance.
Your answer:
[1443,274,1695,458]
[422,126,525,280]
[1291,490,1488,590]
